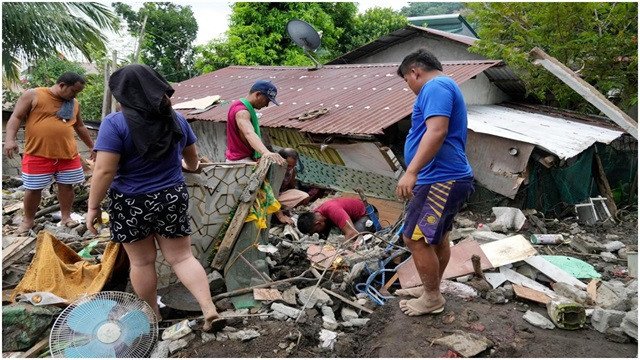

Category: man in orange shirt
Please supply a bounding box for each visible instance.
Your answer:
[4,72,95,235]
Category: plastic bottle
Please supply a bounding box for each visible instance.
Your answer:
[161,319,197,341]
[530,234,564,245]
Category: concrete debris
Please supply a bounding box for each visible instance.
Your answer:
[270,303,303,319]
[433,331,493,357]
[605,327,632,343]
[228,329,261,341]
[201,332,217,343]
[282,285,299,305]
[440,279,480,298]
[599,252,618,262]
[604,241,625,252]
[168,333,196,354]
[523,310,555,329]
[620,310,638,340]
[340,307,359,322]
[488,207,526,232]
[298,286,333,308]
[590,308,626,333]
[150,340,170,358]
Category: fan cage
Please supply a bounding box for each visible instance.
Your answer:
[50,291,158,358]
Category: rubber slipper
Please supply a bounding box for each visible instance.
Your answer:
[59,220,80,228]
[194,317,227,333]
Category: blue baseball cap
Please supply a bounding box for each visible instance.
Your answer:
[251,80,280,106]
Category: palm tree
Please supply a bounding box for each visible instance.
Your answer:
[2,2,120,84]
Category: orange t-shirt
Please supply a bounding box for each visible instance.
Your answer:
[23,88,80,159]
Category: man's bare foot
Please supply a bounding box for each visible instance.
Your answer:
[399,293,446,316]
[395,286,424,298]
[16,220,34,236]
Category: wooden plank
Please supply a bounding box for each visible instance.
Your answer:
[523,255,587,290]
[211,159,273,270]
[3,202,24,215]
[323,288,374,314]
[512,284,551,305]
[499,267,556,296]
[253,288,283,301]
[587,279,600,302]
[381,273,399,291]
[2,237,36,270]
[530,47,638,139]
[480,235,538,268]
[18,336,49,358]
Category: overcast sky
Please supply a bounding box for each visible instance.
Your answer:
[103,1,409,59]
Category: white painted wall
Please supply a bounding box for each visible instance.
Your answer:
[459,73,510,105]
[355,35,486,63]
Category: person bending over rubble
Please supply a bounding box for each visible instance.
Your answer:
[297,198,376,240]
[394,49,474,316]
[85,64,224,332]
[3,72,95,235]
[273,148,310,225]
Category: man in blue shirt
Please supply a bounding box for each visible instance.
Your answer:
[395,49,475,316]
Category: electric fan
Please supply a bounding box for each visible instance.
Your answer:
[49,291,158,358]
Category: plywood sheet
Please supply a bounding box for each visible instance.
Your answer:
[500,267,555,296]
[397,240,493,289]
[512,284,551,304]
[524,255,587,289]
[480,235,538,268]
[253,288,283,301]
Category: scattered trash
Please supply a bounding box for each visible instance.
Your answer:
[546,297,586,330]
[530,234,565,245]
[319,329,337,349]
[162,319,197,341]
[16,292,68,306]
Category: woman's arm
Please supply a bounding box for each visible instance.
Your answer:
[86,151,120,234]
[181,143,200,172]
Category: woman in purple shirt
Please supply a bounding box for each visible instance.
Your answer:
[86,64,223,332]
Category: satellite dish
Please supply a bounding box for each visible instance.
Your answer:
[286,19,322,69]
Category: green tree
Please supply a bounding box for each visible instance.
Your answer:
[400,2,464,17]
[2,2,119,84]
[195,3,406,73]
[113,2,198,82]
[466,2,638,113]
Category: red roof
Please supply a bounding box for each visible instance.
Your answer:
[172,60,502,136]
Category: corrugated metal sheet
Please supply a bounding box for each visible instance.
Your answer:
[328,25,477,65]
[467,105,624,160]
[173,61,502,136]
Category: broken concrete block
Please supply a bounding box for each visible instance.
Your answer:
[340,307,359,322]
[523,310,555,329]
[606,327,631,343]
[488,207,526,232]
[322,316,339,331]
[271,303,303,319]
[516,264,539,280]
[348,318,370,327]
[149,340,170,358]
[232,329,260,341]
[298,286,332,308]
[168,333,195,354]
[433,331,493,357]
[455,216,476,228]
[596,282,626,310]
[591,308,626,333]
[485,288,508,304]
[621,309,638,340]
[201,332,217,343]
[282,286,299,306]
[470,230,508,243]
[320,306,336,320]
[207,270,224,291]
[604,241,625,252]
[342,248,385,267]
[344,262,366,285]
[600,252,618,262]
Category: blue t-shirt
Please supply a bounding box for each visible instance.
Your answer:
[404,76,473,185]
[94,112,197,195]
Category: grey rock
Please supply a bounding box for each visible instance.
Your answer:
[322,315,339,330]
[207,270,224,291]
[604,241,625,252]
[591,308,626,333]
[596,282,626,310]
[455,216,476,228]
[168,333,195,354]
[271,302,303,319]
[201,332,217,342]
[321,306,336,321]
[523,310,555,329]
[485,288,507,304]
[282,285,299,305]
[235,329,260,341]
[149,340,170,358]
[349,318,370,327]
[600,252,618,262]
[216,333,229,341]
[515,264,539,280]
[433,331,493,358]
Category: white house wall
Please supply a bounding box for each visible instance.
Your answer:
[459,73,510,105]
[355,36,486,63]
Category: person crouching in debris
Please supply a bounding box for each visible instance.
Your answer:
[297,198,375,240]
[274,148,310,224]
[225,80,286,167]
[394,49,475,316]
[85,64,224,332]
[3,72,95,235]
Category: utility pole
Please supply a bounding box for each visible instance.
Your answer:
[133,14,148,64]
[110,50,117,113]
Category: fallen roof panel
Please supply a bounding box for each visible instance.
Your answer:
[467,105,624,160]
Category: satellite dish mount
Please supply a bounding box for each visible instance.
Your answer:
[286,19,322,70]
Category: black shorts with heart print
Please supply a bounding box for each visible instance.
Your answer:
[107,183,192,243]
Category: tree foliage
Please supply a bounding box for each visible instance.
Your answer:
[195,3,407,73]
[113,2,198,82]
[466,2,638,112]
[399,2,464,17]
[2,2,119,84]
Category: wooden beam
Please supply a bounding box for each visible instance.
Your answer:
[592,148,618,218]
[530,47,638,139]
[211,158,273,270]
[2,236,36,270]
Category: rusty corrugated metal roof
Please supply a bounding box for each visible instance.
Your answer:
[172,60,502,136]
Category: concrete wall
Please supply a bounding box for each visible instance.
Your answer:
[459,73,510,105]
[355,35,486,64]
[189,120,228,162]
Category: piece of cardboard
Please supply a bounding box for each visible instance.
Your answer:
[512,284,551,304]
[253,288,283,301]
[397,239,493,289]
[480,235,538,268]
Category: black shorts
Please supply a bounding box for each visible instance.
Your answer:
[107,183,192,243]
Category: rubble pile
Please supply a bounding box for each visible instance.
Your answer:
[2,172,638,357]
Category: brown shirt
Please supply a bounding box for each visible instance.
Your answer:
[23,88,79,159]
